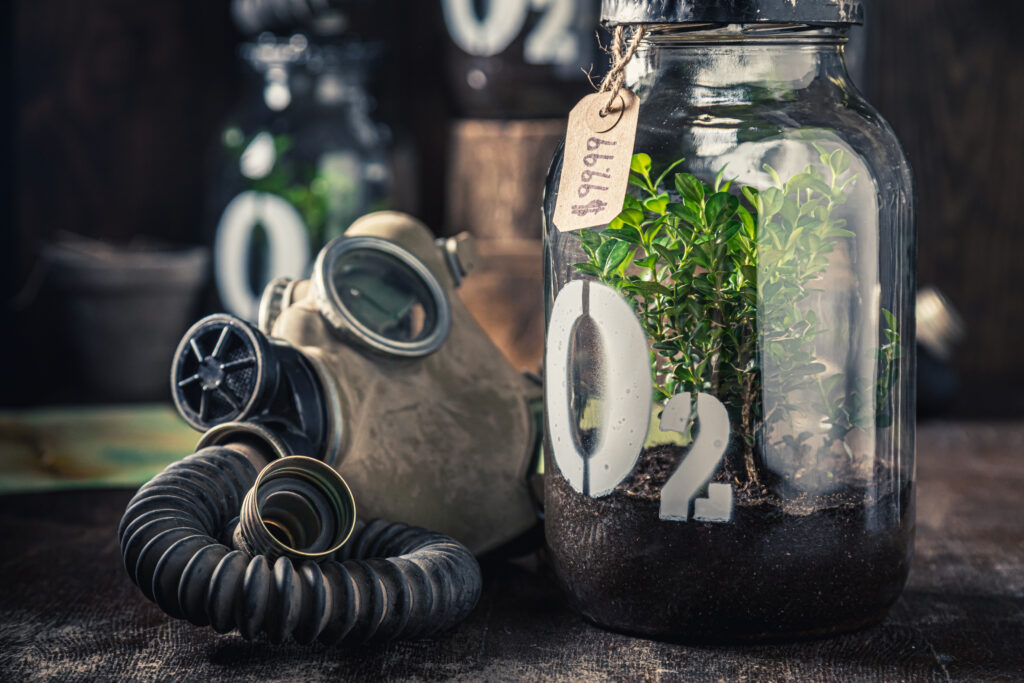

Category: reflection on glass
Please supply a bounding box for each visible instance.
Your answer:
[330,249,437,342]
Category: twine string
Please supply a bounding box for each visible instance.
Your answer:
[596,25,648,116]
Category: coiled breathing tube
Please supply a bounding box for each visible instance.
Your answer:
[118,444,481,644]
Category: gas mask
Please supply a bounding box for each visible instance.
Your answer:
[170,211,542,555]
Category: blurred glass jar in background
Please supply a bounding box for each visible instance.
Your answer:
[210,32,391,320]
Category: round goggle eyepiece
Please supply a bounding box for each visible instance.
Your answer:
[312,236,451,357]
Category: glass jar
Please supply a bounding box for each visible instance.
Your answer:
[542,1,915,640]
[210,34,391,320]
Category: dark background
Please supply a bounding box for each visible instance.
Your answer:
[5,0,1023,417]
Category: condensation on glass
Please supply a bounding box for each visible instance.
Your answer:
[542,14,915,640]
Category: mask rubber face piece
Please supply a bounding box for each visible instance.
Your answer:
[312,236,452,357]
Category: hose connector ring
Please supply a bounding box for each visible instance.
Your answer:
[234,455,356,561]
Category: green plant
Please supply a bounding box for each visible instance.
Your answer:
[572,148,898,486]
[224,131,332,248]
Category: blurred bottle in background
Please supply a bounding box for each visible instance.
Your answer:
[210,0,393,321]
[442,0,601,371]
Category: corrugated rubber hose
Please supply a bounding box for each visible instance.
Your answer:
[118,446,482,644]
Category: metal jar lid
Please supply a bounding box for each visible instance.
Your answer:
[601,0,864,26]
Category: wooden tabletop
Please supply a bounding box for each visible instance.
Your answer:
[1,422,1022,681]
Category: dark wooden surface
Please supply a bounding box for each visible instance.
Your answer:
[1,422,1022,681]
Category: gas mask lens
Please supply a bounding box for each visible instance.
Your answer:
[314,236,451,357]
[333,249,438,342]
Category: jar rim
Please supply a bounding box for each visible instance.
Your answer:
[639,23,850,45]
[601,0,864,27]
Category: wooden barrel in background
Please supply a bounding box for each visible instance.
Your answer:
[446,119,563,371]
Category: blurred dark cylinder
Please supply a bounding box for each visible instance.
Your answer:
[442,0,601,371]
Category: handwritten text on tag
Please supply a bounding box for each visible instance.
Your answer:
[553,89,639,232]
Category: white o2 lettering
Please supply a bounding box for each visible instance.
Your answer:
[545,280,651,497]
[442,0,530,58]
[658,392,733,522]
[523,0,578,66]
[443,0,579,66]
[214,190,310,321]
[546,279,734,523]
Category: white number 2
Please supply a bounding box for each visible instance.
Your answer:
[659,393,733,522]
[442,0,578,66]
[546,279,733,523]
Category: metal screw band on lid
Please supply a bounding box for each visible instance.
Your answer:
[313,235,452,358]
[601,0,864,26]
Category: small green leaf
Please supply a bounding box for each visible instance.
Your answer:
[622,194,643,211]
[705,192,739,228]
[736,205,756,238]
[571,262,601,277]
[674,173,705,205]
[666,202,701,226]
[594,239,615,268]
[578,228,601,253]
[630,281,672,297]
[605,224,643,245]
[714,166,727,193]
[820,373,844,397]
[652,243,678,264]
[630,153,652,179]
[602,241,631,276]
[779,198,798,226]
[618,208,645,228]
[634,254,658,269]
[643,193,670,215]
[882,308,897,330]
[627,174,648,190]
[692,278,713,295]
[812,142,830,167]
[827,227,857,239]
[763,163,784,188]
[786,172,833,198]
[829,149,852,175]
[723,219,742,241]
[761,187,785,216]
[741,185,759,207]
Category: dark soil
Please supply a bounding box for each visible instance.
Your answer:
[544,442,915,642]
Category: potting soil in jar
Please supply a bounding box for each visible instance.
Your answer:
[544,429,914,640]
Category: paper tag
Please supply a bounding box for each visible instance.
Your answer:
[553,89,639,232]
